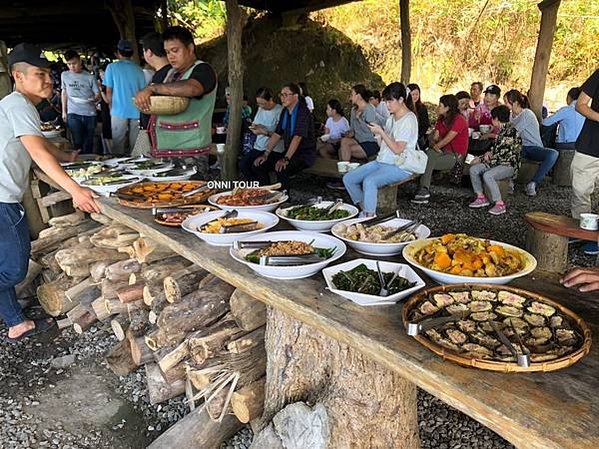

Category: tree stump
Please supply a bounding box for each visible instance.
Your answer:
[376,184,398,215]
[258,307,420,449]
[525,227,568,273]
[516,160,541,185]
[553,149,575,186]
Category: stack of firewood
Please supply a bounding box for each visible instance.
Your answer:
[27,210,268,445]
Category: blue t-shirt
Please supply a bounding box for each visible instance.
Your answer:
[103,60,146,120]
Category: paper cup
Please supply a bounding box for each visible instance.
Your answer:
[472,132,481,140]
[337,161,350,173]
[468,128,474,138]
[348,162,360,172]
[479,125,492,134]
[580,213,599,231]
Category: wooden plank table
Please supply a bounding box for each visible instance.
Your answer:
[99,197,599,449]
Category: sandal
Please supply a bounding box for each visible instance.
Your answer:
[6,318,56,344]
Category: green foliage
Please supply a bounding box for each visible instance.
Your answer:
[168,0,226,42]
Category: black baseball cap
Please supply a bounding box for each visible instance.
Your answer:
[484,84,501,96]
[117,39,133,52]
[7,43,51,69]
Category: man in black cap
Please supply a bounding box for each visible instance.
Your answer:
[0,43,100,343]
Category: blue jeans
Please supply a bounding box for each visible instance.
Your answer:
[67,113,97,154]
[343,161,411,214]
[522,145,559,184]
[0,203,30,327]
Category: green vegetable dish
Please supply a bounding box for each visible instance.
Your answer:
[285,205,350,221]
[332,264,415,296]
[244,240,336,264]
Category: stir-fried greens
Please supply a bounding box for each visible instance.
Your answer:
[244,240,336,264]
[332,264,415,296]
[285,205,350,221]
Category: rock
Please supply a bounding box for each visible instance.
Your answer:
[50,354,75,369]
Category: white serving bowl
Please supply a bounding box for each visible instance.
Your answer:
[42,129,61,138]
[81,175,141,196]
[126,163,174,176]
[146,167,197,182]
[332,217,431,257]
[276,201,359,233]
[182,210,279,246]
[322,258,425,306]
[209,190,289,212]
[103,157,137,168]
[402,237,537,285]
[230,230,346,280]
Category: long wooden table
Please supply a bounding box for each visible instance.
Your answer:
[99,197,599,449]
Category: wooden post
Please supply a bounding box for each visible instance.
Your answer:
[0,40,11,99]
[258,307,420,448]
[399,0,411,85]
[223,0,244,181]
[525,227,568,273]
[528,0,561,121]
[107,0,140,64]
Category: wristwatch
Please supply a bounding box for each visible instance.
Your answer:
[283,156,290,163]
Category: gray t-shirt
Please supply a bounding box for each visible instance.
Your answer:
[0,92,42,203]
[511,108,544,148]
[61,70,99,116]
[350,104,377,143]
[253,104,285,153]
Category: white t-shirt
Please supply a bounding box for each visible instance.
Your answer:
[253,104,285,153]
[376,111,419,165]
[325,116,350,140]
[304,96,314,112]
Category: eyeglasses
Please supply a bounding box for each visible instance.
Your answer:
[279,92,294,98]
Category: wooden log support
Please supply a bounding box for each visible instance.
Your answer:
[133,237,175,263]
[90,212,113,225]
[229,289,266,331]
[525,227,568,273]
[47,210,85,227]
[553,149,575,186]
[106,339,137,377]
[375,176,417,215]
[40,191,72,208]
[231,378,265,424]
[145,362,185,405]
[163,265,207,304]
[258,307,420,448]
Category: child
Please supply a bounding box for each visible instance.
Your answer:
[318,99,350,158]
[468,105,522,215]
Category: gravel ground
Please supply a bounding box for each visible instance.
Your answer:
[0,172,591,449]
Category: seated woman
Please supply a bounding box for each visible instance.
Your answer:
[468,105,522,216]
[469,85,501,156]
[412,94,469,204]
[504,89,559,196]
[253,83,316,190]
[240,87,284,185]
[343,82,420,217]
[542,87,585,150]
[318,99,350,158]
[407,83,431,149]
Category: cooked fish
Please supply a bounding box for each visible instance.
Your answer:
[469,300,493,312]
[498,291,526,307]
[457,320,477,333]
[526,336,551,347]
[425,329,443,343]
[449,291,471,304]
[437,338,461,352]
[419,301,439,316]
[549,315,564,328]
[477,334,500,349]
[527,301,556,317]
[524,313,546,327]
[496,344,512,356]
[471,290,497,302]
[462,343,493,357]
[410,311,424,322]
[446,329,468,345]
[556,329,577,345]
[496,305,524,317]
[447,303,469,314]
[531,327,552,340]
[505,317,528,334]
[433,293,454,308]
[470,312,497,321]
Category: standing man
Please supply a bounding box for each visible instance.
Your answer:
[134,26,217,176]
[1,44,99,342]
[103,39,145,155]
[571,69,599,255]
[61,50,99,154]
[469,82,483,109]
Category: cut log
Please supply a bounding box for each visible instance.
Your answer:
[31,220,98,255]
[156,340,189,375]
[91,297,112,322]
[55,246,129,277]
[56,317,72,330]
[64,277,95,303]
[163,266,208,303]
[101,279,130,300]
[199,273,218,288]
[105,339,137,377]
[160,362,187,384]
[110,315,129,341]
[226,326,265,354]
[90,212,112,226]
[89,224,139,249]
[188,315,246,365]
[89,261,109,282]
[133,237,176,263]
[229,289,266,331]
[130,332,155,366]
[48,210,85,227]
[15,259,42,298]
[128,308,150,337]
[116,282,145,303]
[146,405,242,449]
[105,259,141,282]
[145,362,185,405]
[105,297,129,315]
[231,378,265,424]
[67,304,97,334]
[37,274,84,316]
[138,256,190,285]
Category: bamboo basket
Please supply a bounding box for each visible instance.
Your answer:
[146,96,190,115]
[115,181,214,209]
[402,283,592,373]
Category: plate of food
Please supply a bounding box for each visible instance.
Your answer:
[276,200,359,232]
[125,158,174,176]
[182,210,279,246]
[153,205,218,227]
[41,122,61,138]
[209,185,288,212]
[332,217,431,256]
[402,234,537,285]
[230,230,346,279]
[403,284,591,372]
[114,181,214,208]
[103,156,138,168]
[81,175,141,196]
[62,161,104,181]
[146,167,197,182]
[322,259,425,306]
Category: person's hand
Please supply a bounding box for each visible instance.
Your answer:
[62,112,67,122]
[470,157,481,165]
[134,87,154,113]
[483,151,492,163]
[275,158,289,172]
[71,187,100,213]
[432,144,443,153]
[64,150,80,163]
[560,267,599,292]
[343,130,354,139]
[253,154,269,167]
[250,124,268,136]
[367,123,383,136]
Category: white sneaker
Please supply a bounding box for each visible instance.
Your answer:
[526,182,537,197]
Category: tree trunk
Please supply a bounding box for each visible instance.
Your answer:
[145,362,185,405]
[528,0,561,121]
[229,289,266,331]
[231,378,265,424]
[105,339,138,377]
[400,0,412,85]
[223,0,244,181]
[257,307,420,448]
[163,265,208,303]
[107,0,140,64]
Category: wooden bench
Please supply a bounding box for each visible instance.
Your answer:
[303,158,418,214]
[524,211,598,272]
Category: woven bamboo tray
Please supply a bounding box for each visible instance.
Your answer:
[154,204,218,227]
[115,181,214,209]
[147,96,190,115]
[402,283,592,373]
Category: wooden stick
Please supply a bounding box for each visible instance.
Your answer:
[229,289,266,331]
[56,317,72,330]
[231,378,265,423]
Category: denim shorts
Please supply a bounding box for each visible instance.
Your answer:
[358,141,380,157]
